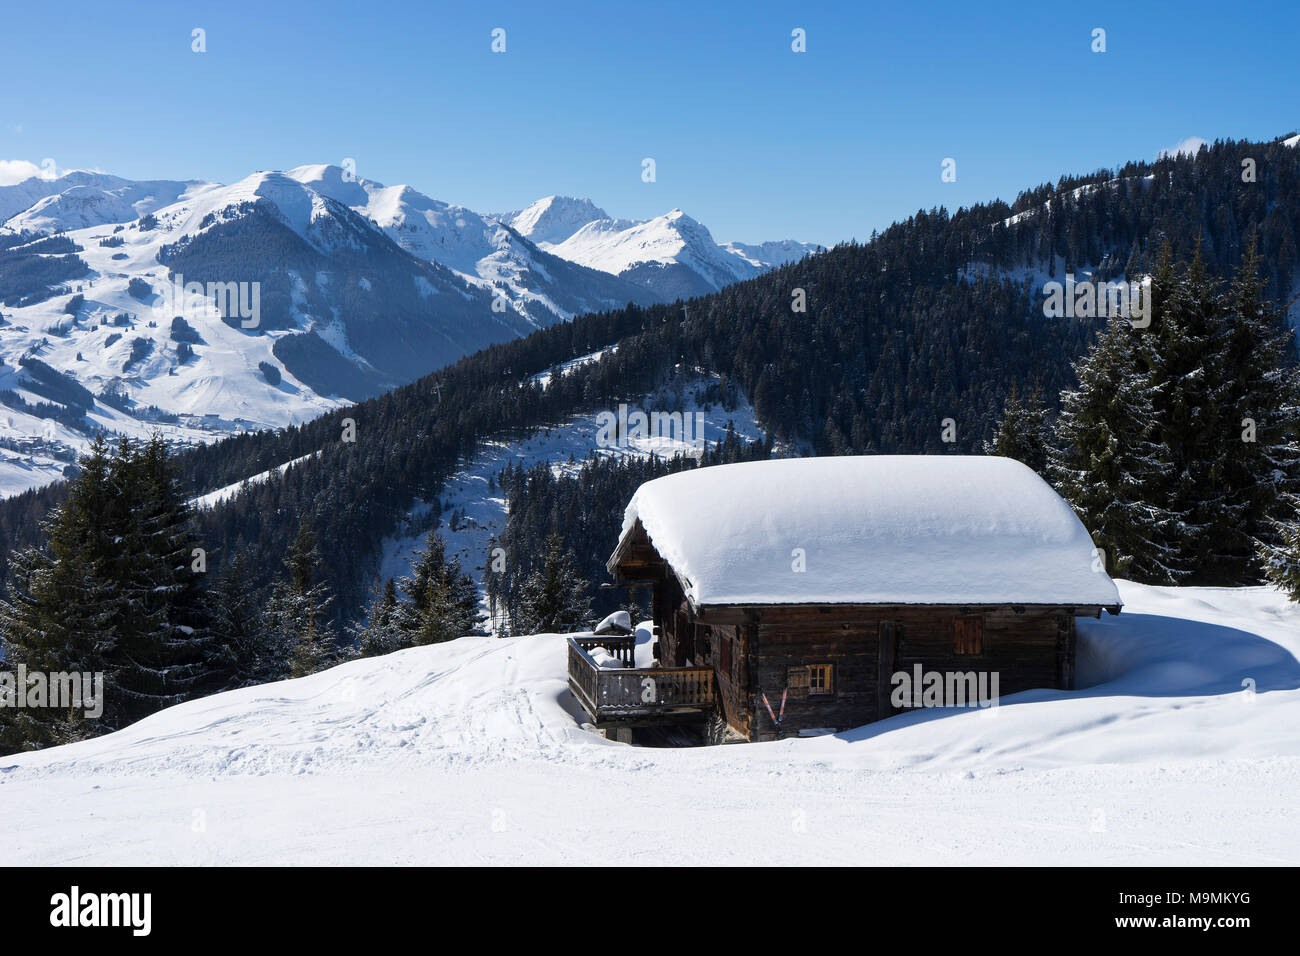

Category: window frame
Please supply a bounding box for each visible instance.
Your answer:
[953,614,985,656]
[806,662,835,696]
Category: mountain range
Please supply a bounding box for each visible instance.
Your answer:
[3,133,1299,623]
[0,166,815,495]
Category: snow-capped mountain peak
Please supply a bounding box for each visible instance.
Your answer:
[721,238,822,270]
[543,206,758,298]
[284,163,375,208]
[8,185,139,234]
[505,199,817,299]
[508,195,612,246]
[506,196,816,298]
[284,167,656,324]
[0,172,204,233]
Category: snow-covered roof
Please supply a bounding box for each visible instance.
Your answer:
[614,455,1122,609]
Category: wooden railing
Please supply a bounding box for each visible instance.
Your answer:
[570,633,637,667]
[567,638,715,723]
[568,639,604,716]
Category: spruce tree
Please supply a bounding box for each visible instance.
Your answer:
[514,533,592,634]
[1049,317,1186,582]
[1219,241,1300,579]
[0,435,211,746]
[3,440,119,741]
[1257,494,1300,599]
[1052,244,1300,586]
[1132,243,1300,584]
[108,435,208,720]
[353,578,410,656]
[265,522,336,679]
[1145,248,1239,583]
[984,381,1051,475]
[396,530,480,645]
[202,555,278,689]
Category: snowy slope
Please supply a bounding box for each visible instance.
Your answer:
[0,185,351,495]
[3,580,1298,865]
[0,176,374,495]
[525,345,618,390]
[550,209,752,278]
[0,172,523,496]
[190,452,319,510]
[9,186,146,234]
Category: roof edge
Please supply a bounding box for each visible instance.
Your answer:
[695,600,1124,612]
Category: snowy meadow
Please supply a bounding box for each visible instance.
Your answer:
[4,581,1297,866]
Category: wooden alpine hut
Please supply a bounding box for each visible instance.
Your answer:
[568,455,1122,742]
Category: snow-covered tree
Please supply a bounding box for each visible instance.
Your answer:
[1133,244,1300,583]
[110,435,209,719]
[1052,244,1300,586]
[1143,250,1239,581]
[1049,316,1186,582]
[1257,494,1300,599]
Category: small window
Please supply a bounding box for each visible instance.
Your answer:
[954,615,984,655]
[787,665,809,697]
[807,663,834,696]
[788,664,834,697]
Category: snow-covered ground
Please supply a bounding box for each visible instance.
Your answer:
[3,581,1298,865]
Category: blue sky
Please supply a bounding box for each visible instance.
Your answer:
[0,0,1296,246]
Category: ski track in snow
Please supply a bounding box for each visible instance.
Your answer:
[3,581,1300,865]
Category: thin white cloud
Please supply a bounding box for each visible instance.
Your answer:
[0,159,51,185]
[1158,136,1209,160]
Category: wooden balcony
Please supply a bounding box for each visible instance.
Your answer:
[567,636,715,727]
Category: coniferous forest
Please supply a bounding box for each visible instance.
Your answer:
[2,135,1300,754]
